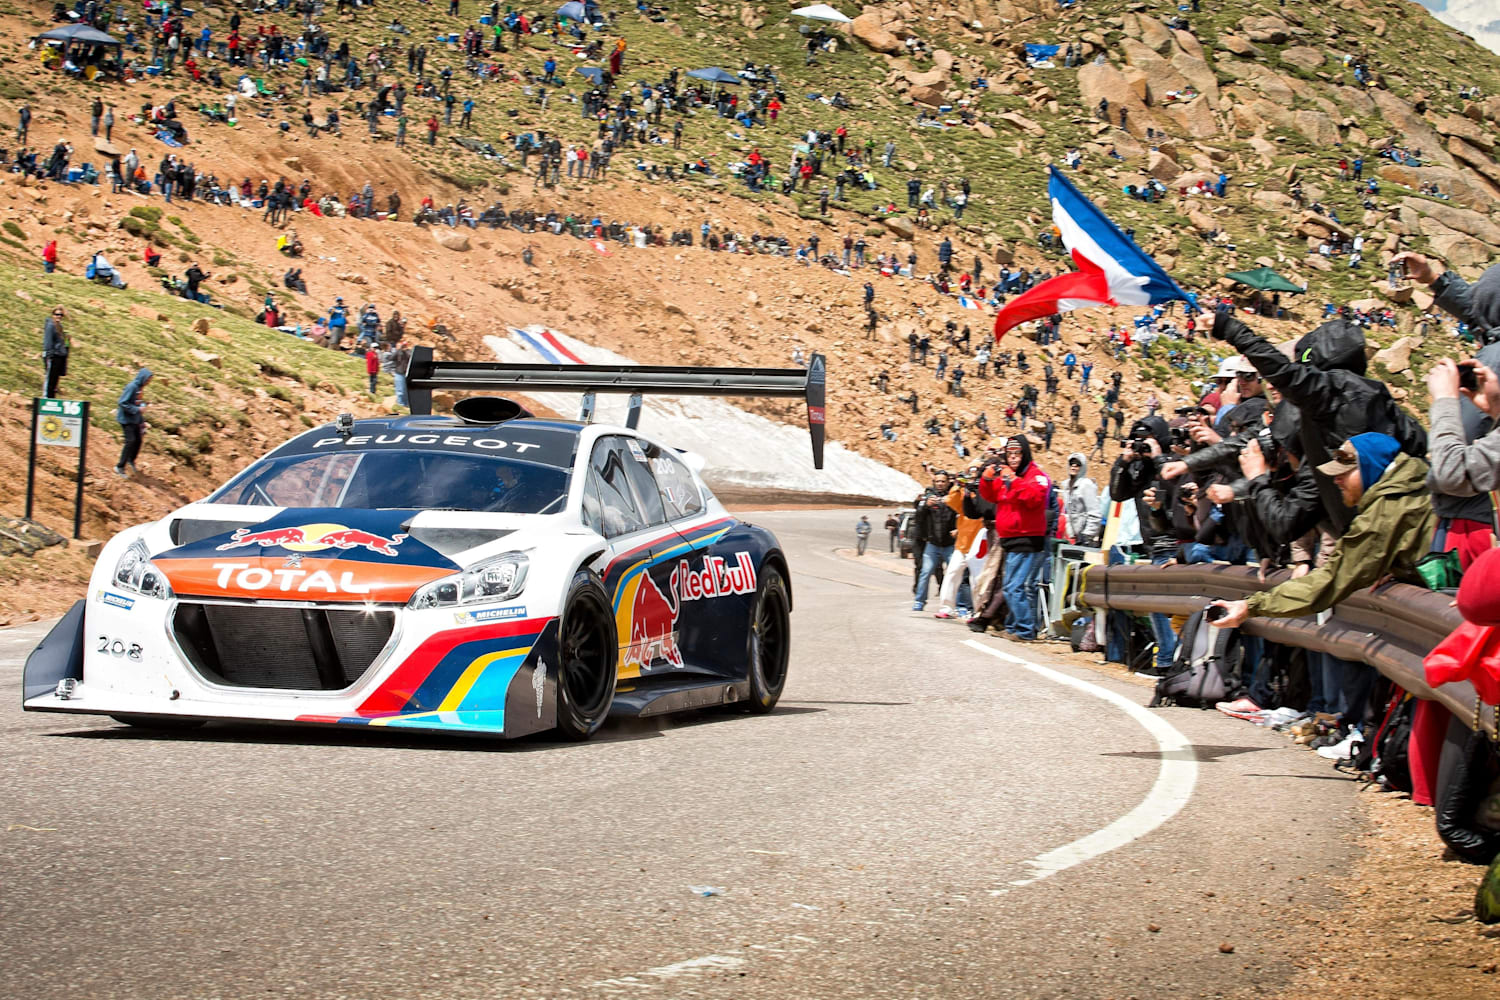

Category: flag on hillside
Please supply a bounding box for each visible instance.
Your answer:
[993,167,1194,339]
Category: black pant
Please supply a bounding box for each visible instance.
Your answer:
[119,422,143,469]
[43,355,65,398]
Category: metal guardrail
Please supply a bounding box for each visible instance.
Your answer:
[1079,563,1498,738]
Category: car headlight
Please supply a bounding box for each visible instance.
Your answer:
[408,551,529,609]
[112,538,175,600]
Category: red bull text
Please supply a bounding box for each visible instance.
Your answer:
[624,553,757,672]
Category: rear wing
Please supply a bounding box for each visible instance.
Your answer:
[405,346,828,468]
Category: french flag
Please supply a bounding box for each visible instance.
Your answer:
[993,167,1194,339]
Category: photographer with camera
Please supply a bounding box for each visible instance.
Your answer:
[1427,357,1500,558]
[1104,416,1184,671]
[911,471,958,612]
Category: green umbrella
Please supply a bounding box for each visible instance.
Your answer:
[1225,266,1304,294]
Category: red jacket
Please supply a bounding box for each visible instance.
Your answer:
[366,349,380,374]
[980,461,1051,539]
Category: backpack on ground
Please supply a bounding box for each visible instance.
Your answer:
[1149,607,1240,708]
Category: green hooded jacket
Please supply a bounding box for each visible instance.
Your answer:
[1245,452,1437,619]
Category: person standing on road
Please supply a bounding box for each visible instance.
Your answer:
[885,512,899,551]
[42,307,69,398]
[855,515,872,555]
[981,436,1051,640]
[912,472,957,611]
[114,368,152,477]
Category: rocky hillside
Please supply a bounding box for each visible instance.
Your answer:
[1,0,1499,614]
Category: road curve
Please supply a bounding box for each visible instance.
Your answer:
[0,509,1357,999]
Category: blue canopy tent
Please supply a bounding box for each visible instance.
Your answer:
[686,67,741,85]
[35,23,123,76]
[556,1,602,23]
[576,66,606,85]
[1024,43,1060,66]
[556,1,587,17]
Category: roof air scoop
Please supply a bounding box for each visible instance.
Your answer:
[452,396,534,425]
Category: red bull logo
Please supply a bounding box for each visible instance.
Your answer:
[623,553,757,673]
[626,572,682,673]
[217,523,407,557]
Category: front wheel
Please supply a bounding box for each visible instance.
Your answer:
[554,571,617,740]
[744,566,791,714]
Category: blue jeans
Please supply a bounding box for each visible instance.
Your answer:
[914,542,952,609]
[394,373,408,407]
[1148,552,1178,669]
[1001,547,1044,639]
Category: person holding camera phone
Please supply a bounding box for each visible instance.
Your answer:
[1426,357,1500,560]
[911,471,957,611]
[1105,417,1183,672]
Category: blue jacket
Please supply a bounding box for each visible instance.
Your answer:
[116,367,151,425]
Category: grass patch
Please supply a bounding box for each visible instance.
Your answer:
[0,262,367,438]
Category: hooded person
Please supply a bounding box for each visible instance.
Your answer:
[1212,311,1427,536]
[114,367,153,477]
[1211,433,1435,625]
[979,434,1050,640]
[1061,452,1101,545]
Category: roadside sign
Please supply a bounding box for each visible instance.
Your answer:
[26,398,90,539]
[36,398,84,448]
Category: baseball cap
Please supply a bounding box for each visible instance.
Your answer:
[1214,357,1241,379]
[1315,440,1359,477]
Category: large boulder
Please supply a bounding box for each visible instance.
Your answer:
[1136,16,1175,54]
[1218,34,1258,57]
[1433,114,1494,152]
[1399,196,1500,246]
[1371,90,1456,167]
[1164,98,1219,139]
[1172,29,1206,62]
[850,11,901,54]
[1280,46,1325,71]
[908,84,945,107]
[904,68,948,90]
[1448,136,1500,192]
[1374,336,1421,374]
[1429,232,1493,270]
[1147,149,1182,181]
[883,215,915,240]
[1169,50,1221,105]
[1378,163,1498,213]
[1120,38,1190,105]
[432,227,470,251]
[1294,109,1341,146]
[1241,15,1291,44]
[1252,190,1297,211]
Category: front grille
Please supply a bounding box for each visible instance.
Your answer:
[172,603,395,690]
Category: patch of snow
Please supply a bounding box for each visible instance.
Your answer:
[483,327,921,502]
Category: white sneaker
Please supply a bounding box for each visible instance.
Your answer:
[1316,729,1364,761]
[1260,707,1306,727]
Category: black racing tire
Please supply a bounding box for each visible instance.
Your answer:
[555,570,618,740]
[109,714,206,731]
[743,566,791,714]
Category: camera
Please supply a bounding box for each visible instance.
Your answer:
[1255,426,1280,464]
[1459,362,1479,392]
[1174,405,1199,416]
[1206,604,1229,622]
[1169,425,1191,448]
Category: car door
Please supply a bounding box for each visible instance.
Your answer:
[580,435,680,682]
[640,441,760,681]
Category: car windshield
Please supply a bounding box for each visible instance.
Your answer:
[208,450,570,514]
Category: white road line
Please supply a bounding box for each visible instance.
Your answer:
[962,639,1199,888]
[592,953,747,989]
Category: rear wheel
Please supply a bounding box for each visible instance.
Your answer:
[555,571,617,740]
[109,714,206,731]
[744,566,791,714]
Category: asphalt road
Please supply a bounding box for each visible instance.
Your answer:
[0,510,1360,1000]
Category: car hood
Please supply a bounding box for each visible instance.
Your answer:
[152,508,462,603]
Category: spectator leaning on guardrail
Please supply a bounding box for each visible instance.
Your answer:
[1209,435,1436,728]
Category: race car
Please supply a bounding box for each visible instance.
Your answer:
[22,351,827,740]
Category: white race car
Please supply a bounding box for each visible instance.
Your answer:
[23,352,827,740]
